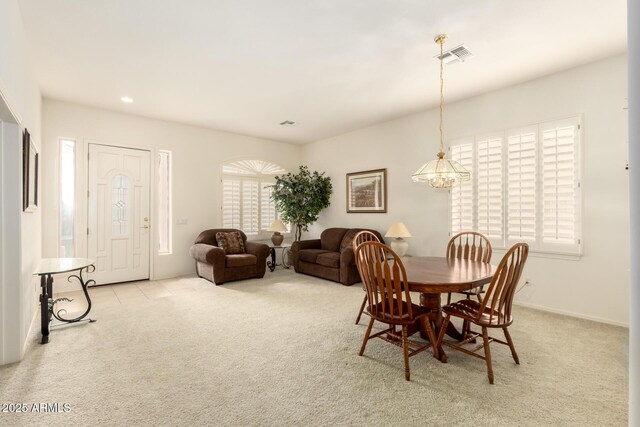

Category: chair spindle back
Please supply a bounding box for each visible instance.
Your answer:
[355,242,413,323]
[352,230,381,252]
[447,232,492,263]
[478,243,529,325]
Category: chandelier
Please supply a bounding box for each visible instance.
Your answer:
[412,34,470,188]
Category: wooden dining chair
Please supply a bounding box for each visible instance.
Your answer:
[355,241,438,381]
[436,242,529,384]
[446,232,493,304]
[353,231,381,325]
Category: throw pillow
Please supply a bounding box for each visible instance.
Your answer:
[216,231,246,254]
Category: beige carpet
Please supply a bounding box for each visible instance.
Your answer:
[0,270,628,426]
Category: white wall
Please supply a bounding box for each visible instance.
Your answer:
[41,99,302,287]
[627,0,639,421]
[0,0,42,364]
[304,54,630,326]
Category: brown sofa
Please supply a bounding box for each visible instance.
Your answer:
[189,229,270,285]
[291,227,384,286]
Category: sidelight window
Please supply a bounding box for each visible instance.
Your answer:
[59,139,76,257]
[158,151,172,254]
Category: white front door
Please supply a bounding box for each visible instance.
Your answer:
[88,144,151,285]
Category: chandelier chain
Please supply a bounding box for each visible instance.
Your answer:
[439,37,445,155]
[411,33,470,188]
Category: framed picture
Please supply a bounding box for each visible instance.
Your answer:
[22,129,39,212]
[346,168,387,213]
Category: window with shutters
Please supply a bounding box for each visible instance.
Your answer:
[221,160,288,237]
[540,118,580,253]
[158,151,172,254]
[450,140,474,235]
[506,128,537,243]
[477,135,504,241]
[260,183,277,231]
[449,116,581,256]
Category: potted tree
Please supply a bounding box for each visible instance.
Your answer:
[272,165,332,241]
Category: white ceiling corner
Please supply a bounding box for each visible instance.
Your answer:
[17,0,627,144]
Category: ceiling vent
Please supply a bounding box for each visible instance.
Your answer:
[279,120,299,127]
[437,45,473,64]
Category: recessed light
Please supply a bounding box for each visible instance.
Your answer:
[280,120,298,127]
[121,96,134,103]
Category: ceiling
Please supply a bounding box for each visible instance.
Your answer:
[18,0,627,144]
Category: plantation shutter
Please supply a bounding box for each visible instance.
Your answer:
[540,118,580,252]
[450,140,474,234]
[221,161,289,237]
[476,136,503,244]
[506,128,537,242]
[449,117,581,255]
[222,179,241,229]
[242,180,259,234]
[260,182,276,231]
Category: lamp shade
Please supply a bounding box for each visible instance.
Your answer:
[268,219,287,233]
[385,222,412,238]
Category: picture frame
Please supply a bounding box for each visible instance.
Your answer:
[346,168,387,213]
[22,129,38,212]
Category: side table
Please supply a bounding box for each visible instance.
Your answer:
[267,244,291,272]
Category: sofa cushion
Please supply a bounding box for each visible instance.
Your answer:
[196,228,247,246]
[225,254,256,267]
[316,252,340,268]
[320,228,349,252]
[216,231,246,254]
[299,249,332,264]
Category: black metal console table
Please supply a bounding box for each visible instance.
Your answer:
[34,258,97,344]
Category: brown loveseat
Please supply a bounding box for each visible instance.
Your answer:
[189,229,270,285]
[291,227,384,286]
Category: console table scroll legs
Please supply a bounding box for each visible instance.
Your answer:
[34,260,96,344]
[46,274,53,302]
[267,248,277,272]
[52,266,96,324]
[39,274,51,344]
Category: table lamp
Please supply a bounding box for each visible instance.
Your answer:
[385,222,412,257]
[268,220,287,246]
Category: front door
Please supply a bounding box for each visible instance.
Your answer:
[88,144,150,285]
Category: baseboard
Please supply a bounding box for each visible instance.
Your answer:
[514,301,629,328]
[152,272,197,281]
[22,304,38,357]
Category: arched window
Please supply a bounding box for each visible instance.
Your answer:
[221,160,288,237]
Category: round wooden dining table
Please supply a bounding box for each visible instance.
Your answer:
[400,256,497,362]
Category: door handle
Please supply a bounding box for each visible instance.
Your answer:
[141,225,149,229]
